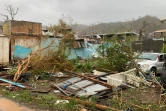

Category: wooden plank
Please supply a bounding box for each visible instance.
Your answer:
[59,95,120,111]
[31,87,52,93]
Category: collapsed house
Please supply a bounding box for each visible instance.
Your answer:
[0,20,98,66]
[0,20,42,65]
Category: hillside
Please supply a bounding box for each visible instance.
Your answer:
[72,15,166,35]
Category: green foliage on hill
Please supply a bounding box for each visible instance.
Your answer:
[72,15,166,35]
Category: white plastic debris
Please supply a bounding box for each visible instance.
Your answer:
[54,90,60,93]
[53,72,64,77]
[92,70,106,75]
[92,52,98,58]
[55,100,69,104]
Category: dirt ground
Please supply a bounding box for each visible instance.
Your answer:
[0,97,34,111]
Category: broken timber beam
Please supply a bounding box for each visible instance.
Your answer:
[64,70,115,89]
[98,68,117,73]
[94,73,113,78]
[53,84,69,96]
[59,95,120,111]
[0,83,10,86]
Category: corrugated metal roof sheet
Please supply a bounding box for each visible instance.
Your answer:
[56,76,110,97]
[57,77,82,89]
[76,84,108,97]
[66,80,93,92]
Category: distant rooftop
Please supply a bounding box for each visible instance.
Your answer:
[154,29,166,33]
[42,26,47,30]
[160,18,166,22]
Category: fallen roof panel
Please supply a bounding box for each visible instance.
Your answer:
[66,80,93,92]
[57,77,82,89]
[55,70,114,97]
[76,84,109,97]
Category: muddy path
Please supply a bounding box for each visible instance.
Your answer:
[0,97,35,111]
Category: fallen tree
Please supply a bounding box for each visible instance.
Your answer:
[13,19,75,82]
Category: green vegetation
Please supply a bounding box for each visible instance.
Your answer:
[0,88,103,111]
[0,89,80,111]
[95,36,133,72]
[1,86,166,111]
[161,43,166,53]
[73,15,166,35]
[29,19,76,73]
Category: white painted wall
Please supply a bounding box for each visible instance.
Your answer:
[0,37,9,65]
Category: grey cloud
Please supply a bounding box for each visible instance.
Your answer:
[0,0,166,25]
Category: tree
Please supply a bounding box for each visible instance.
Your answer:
[139,21,148,40]
[1,5,19,20]
[13,19,75,82]
[47,19,75,53]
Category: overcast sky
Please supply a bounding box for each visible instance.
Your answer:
[0,0,166,25]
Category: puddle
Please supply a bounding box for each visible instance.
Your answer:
[0,98,34,111]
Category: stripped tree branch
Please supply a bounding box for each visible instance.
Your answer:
[0,14,9,20]
[1,5,19,20]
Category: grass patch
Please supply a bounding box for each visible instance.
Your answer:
[0,88,81,111]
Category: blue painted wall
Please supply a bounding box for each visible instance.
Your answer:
[13,45,32,59]
[41,38,59,55]
[12,37,98,60]
[41,38,98,60]
[68,48,95,60]
[68,40,99,59]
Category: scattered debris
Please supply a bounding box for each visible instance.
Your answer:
[55,75,112,97]
[31,87,52,93]
[0,20,164,110]
[55,100,69,104]
[92,70,107,76]
[0,78,27,88]
[54,90,60,93]
[53,84,70,96]
[53,72,64,77]
[107,68,151,87]
[64,70,114,88]
[59,95,120,111]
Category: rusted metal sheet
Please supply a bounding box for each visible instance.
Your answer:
[11,36,40,60]
[3,20,42,36]
[0,36,9,65]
